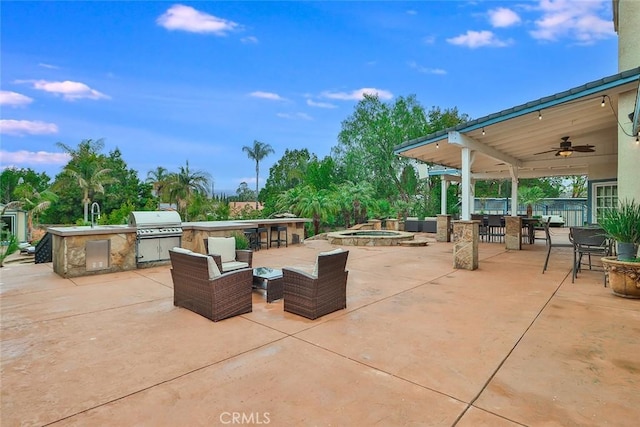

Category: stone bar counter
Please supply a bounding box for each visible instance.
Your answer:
[182,218,310,254]
[48,218,310,278]
[48,225,137,278]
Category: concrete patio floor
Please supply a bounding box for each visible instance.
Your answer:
[1,230,639,426]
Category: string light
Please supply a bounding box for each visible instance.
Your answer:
[538,111,542,120]
[436,142,439,149]
[601,96,606,107]
[482,128,485,135]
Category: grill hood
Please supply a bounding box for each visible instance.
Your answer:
[128,211,182,228]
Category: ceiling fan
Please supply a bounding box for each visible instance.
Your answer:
[534,136,595,157]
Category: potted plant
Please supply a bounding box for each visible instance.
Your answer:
[598,199,640,298]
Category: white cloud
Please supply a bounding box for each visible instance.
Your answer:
[407,62,447,75]
[406,10,418,16]
[277,112,312,120]
[157,4,239,35]
[422,36,436,45]
[38,63,60,69]
[0,120,58,136]
[306,99,337,109]
[0,91,33,107]
[489,7,521,27]
[241,36,259,44]
[249,91,286,101]
[22,80,109,101]
[447,30,512,48]
[0,150,70,166]
[321,88,393,101]
[529,0,614,43]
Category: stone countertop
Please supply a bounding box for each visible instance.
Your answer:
[183,218,310,231]
[47,225,136,236]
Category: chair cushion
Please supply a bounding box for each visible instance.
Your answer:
[222,261,249,272]
[171,247,192,254]
[188,251,222,279]
[208,237,236,263]
[313,248,344,276]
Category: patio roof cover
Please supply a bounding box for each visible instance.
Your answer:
[394,67,640,180]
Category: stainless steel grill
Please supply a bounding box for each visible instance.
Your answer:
[128,211,183,263]
[128,211,182,239]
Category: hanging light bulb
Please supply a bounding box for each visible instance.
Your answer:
[436,142,439,149]
[601,96,606,107]
[538,111,542,120]
[482,127,485,135]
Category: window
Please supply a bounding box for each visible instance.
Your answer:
[592,182,618,223]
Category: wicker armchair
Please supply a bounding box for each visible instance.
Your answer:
[203,237,253,273]
[282,249,349,320]
[169,249,252,322]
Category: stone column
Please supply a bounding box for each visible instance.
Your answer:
[386,218,399,231]
[452,220,478,270]
[369,219,382,230]
[436,215,451,242]
[504,216,522,250]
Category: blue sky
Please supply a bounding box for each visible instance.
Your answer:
[1,1,618,194]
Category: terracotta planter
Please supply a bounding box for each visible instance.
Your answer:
[601,256,640,298]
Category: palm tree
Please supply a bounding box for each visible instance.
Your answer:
[146,166,170,202]
[13,181,56,240]
[518,186,545,218]
[279,185,336,236]
[56,139,114,223]
[167,160,210,221]
[242,140,274,209]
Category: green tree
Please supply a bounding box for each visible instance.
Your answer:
[167,160,210,221]
[13,180,57,240]
[333,94,467,204]
[146,166,171,202]
[102,148,155,222]
[261,148,314,215]
[55,139,114,223]
[565,175,587,198]
[518,186,546,218]
[242,140,274,209]
[278,185,336,236]
[235,182,256,202]
[0,167,51,205]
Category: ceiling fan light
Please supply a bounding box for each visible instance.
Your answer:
[559,149,572,157]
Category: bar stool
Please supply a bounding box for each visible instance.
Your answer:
[243,228,259,250]
[270,225,288,248]
[256,227,269,250]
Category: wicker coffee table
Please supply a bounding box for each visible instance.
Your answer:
[252,267,283,303]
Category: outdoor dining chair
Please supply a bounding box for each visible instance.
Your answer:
[571,226,611,285]
[471,214,488,241]
[542,217,574,274]
[487,214,505,242]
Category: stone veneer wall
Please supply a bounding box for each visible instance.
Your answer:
[52,232,137,278]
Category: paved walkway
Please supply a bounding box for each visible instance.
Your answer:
[1,232,638,426]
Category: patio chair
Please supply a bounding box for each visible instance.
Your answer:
[169,248,252,322]
[571,227,611,285]
[471,214,488,241]
[542,217,574,274]
[282,249,349,320]
[487,214,505,242]
[203,237,253,273]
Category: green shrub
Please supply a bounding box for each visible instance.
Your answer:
[230,231,250,250]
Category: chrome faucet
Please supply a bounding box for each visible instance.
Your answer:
[90,202,101,228]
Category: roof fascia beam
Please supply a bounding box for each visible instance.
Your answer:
[448,131,523,167]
